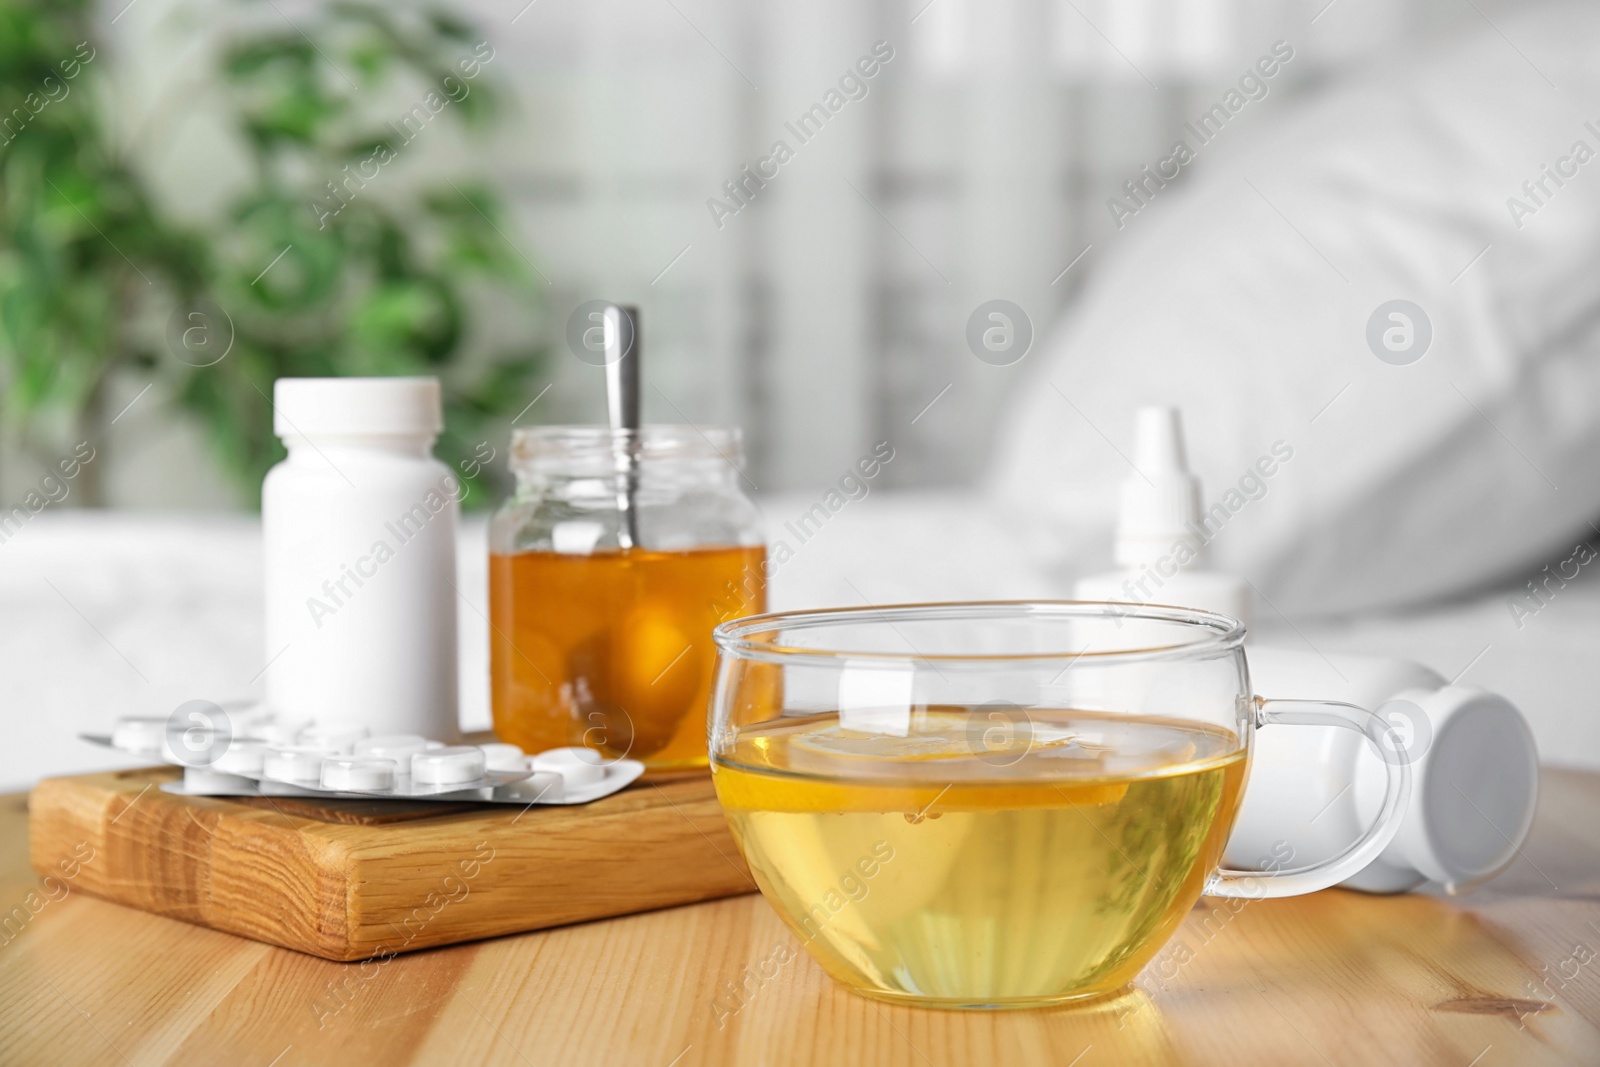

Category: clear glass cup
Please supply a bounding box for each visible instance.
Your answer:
[490,425,765,770]
[709,601,1410,1010]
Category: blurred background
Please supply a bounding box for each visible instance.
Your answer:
[0,0,1520,503]
[10,0,1600,787]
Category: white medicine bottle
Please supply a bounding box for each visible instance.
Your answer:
[1073,406,1251,623]
[262,377,460,740]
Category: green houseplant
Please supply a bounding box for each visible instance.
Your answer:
[0,0,544,506]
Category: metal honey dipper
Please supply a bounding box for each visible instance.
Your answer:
[602,304,641,549]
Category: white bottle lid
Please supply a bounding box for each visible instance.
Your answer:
[273,377,443,439]
[1115,407,1205,569]
[1359,684,1540,890]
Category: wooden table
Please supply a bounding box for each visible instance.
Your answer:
[3,770,1599,1066]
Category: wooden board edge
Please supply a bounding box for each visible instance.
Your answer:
[26,769,756,964]
[29,772,363,960]
[337,787,756,959]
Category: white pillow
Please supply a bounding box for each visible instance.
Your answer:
[989,2,1600,616]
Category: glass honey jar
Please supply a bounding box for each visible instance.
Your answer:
[489,425,766,771]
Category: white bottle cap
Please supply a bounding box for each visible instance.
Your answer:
[321,757,399,792]
[530,747,607,787]
[412,745,488,785]
[273,377,443,439]
[479,743,527,772]
[1115,407,1206,569]
[1374,685,1540,889]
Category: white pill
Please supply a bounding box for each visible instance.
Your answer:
[263,746,332,782]
[478,743,526,772]
[530,747,606,787]
[161,726,233,767]
[321,758,398,791]
[111,717,167,754]
[296,723,369,754]
[353,735,431,763]
[411,746,487,785]
[213,741,267,776]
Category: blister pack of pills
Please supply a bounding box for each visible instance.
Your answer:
[83,714,643,807]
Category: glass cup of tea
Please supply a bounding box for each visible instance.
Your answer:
[708,601,1411,1010]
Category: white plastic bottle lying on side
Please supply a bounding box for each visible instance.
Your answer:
[1229,646,1539,893]
[262,377,460,740]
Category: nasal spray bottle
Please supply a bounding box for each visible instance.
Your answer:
[1073,408,1250,623]
[1074,406,1539,894]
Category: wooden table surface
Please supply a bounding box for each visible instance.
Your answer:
[3,769,1599,1067]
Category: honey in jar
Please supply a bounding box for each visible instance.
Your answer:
[489,426,765,770]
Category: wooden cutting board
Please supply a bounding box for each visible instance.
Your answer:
[27,766,754,962]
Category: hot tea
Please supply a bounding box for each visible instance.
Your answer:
[713,708,1246,1007]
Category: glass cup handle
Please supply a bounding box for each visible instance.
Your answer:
[1204,697,1413,899]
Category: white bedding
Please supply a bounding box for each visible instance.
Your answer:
[3,497,1596,792]
[991,3,1600,617]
